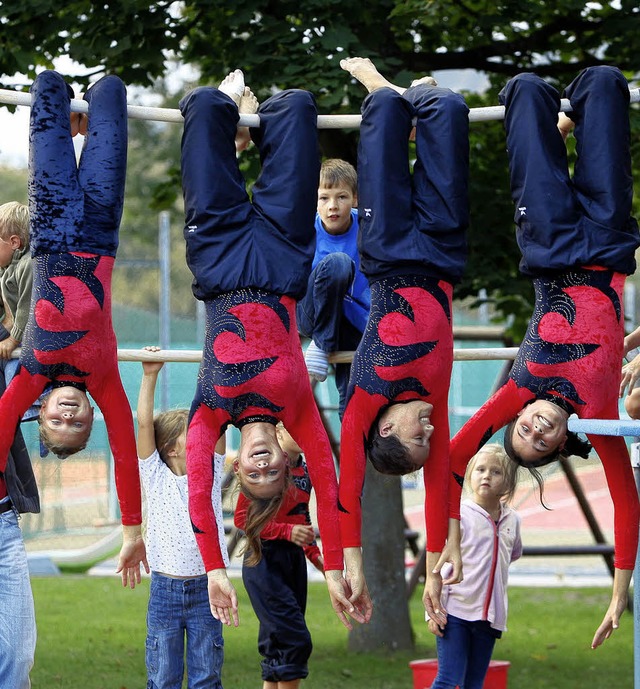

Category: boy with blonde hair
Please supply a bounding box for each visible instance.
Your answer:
[0,200,39,689]
[0,201,32,361]
[297,158,370,415]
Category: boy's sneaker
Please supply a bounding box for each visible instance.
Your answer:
[305,340,329,382]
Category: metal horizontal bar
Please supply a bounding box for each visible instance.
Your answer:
[7,345,520,363]
[329,347,519,364]
[97,346,519,364]
[2,86,638,127]
[522,544,614,557]
[10,347,632,438]
[567,418,640,437]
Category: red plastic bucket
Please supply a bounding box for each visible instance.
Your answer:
[409,659,510,689]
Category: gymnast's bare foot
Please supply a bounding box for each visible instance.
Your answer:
[218,69,245,106]
[340,57,404,94]
[70,92,88,138]
[341,57,437,94]
[410,76,438,88]
[70,112,88,137]
[557,112,575,142]
[236,86,259,152]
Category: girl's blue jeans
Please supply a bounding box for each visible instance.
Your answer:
[431,614,499,689]
[0,509,36,689]
[146,572,224,689]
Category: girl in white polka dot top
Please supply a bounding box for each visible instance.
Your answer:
[137,346,228,689]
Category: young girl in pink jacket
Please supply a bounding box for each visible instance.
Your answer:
[429,444,521,689]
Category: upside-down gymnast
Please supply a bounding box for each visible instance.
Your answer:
[179,69,371,628]
[0,70,147,585]
[449,66,640,648]
[337,57,469,622]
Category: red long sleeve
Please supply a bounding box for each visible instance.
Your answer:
[449,381,527,519]
[0,370,47,474]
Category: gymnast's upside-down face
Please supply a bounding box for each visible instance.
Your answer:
[40,386,94,450]
[379,400,434,467]
[510,399,568,463]
[235,423,287,499]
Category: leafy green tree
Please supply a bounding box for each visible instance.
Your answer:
[3,1,639,87]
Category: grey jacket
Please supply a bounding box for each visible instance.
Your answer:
[0,360,39,514]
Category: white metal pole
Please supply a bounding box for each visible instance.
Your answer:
[1,87,638,127]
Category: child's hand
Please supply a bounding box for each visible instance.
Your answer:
[70,96,88,138]
[620,356,640,398]
[434,526,463,586]
[0,336,19,359]
[142,345,164,375]
[423,570,447,628]
[591,592,627,648]
[427,618,444,638]
[591,568,631,649]
[557,112,574,141]
[116,526,149,589]
[207,569,239,627]
[325,569,372,629]
[342,549,373,625]
[290,524,315,546]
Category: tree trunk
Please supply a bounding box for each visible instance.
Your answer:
[348,463,415,652]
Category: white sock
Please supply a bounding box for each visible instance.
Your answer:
[304,340,329,382]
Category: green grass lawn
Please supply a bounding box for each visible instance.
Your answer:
[31,576,633,689]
